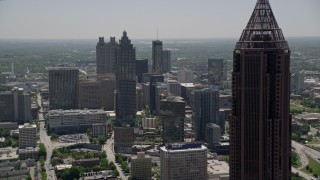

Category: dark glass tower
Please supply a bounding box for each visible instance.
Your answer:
[193,88,219,141]
[230,0,291,179]
[152,40,163,73]
[115,31,137,125]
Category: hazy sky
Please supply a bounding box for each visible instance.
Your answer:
[0,0,319,39]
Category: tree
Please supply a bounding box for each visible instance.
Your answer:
[292,133,300,140]
[87,128,92,137]
[98,135,107,145]
[112,169,119,177]
[39,143,47,157]
[109,161,116,171]
[50,133,59,141]
[61,167,80,180]
[300,124,310,135]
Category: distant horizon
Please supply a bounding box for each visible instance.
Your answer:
[1,35,320,41]
[0,0,319,39]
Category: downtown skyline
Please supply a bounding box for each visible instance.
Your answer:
[0,0,319,39]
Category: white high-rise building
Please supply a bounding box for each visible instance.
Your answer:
[160,143,207,180]
[19,123,37,149]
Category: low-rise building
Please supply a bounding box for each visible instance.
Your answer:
[92,123,108,137]
[46,109,107,134]
[142,117,157,129]
[72,158,100,167]
[18,147,39,160]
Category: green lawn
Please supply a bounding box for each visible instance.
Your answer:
[302,154,320,177]
[292,151,302,168]
[291,176,306,180]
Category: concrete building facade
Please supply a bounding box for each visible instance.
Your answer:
[46,109,107,135]
[0,88,32,123]
[131,152,152,180]
[79,74,116,110]
[96,37,118,74]
[160,143,207,180]
[19,123,37,149]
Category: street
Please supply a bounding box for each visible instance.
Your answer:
[37,93,57,180]
[104,133,128,180]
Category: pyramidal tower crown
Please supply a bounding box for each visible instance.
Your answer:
[235,0,289,50]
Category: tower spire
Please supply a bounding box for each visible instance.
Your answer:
[235,0,289,50]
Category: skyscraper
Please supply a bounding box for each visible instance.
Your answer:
[230,0,291,179]
[79,74,116,110]
[150,74,164,114]
[48,67,79,110]
[96,37,108,74]
[152,40,163,73]
[192,88,219,141]
[162,50,171,73]
[115,31,137,125]
[136,59,149,83]
[160,96,185,144]
[208,59,225,86]
[0,87,32,123]
[96,37,118,74]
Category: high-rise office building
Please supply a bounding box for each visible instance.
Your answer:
[96,37,118,74]
[230,0,291,179]
[192,88,219,141]
[115,31,137,125]
[114,126,134,153]
[19,123,37,149]
[178,68,193,83]
[131,152,152,180]
[160,143,207,180]
[162,50,171,73]
[152,40,163,73]
[0,87,32,123]
[136,59,149,83]
[166,80,181,97]
[295,70,305,94]
[208,59,225,86]
[79,74,116,110]
[160,96,185,144]
[48,67,79,110]
[150,74,164,113]
[205,123,221,148]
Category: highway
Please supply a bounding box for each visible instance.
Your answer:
[292,141,309,169]
[292,140,320,180]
